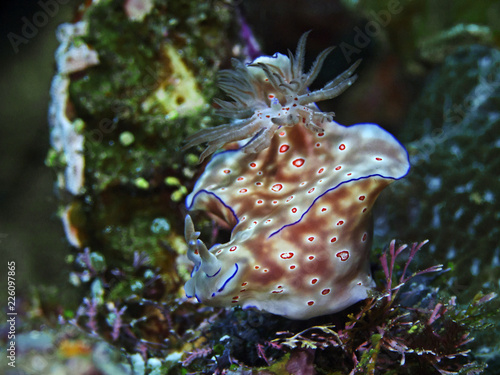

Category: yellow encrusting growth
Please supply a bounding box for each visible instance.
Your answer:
[142,44,205,117]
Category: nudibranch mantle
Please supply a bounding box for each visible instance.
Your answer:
[184,120,409,320]
[183,33,409,319]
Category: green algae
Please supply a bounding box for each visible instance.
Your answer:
[59,0,243,274]
[68,0,239,193]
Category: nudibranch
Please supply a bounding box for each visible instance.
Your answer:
[183,34,410,320]
[183,31,360,162]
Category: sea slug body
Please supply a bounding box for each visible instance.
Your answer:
[183,33,410,320]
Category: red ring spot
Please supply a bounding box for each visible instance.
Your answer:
[347,173,352,176]
[279,144,290,153]
[308,188,315,194]
[335,165,342,171]
[311,278,318,285]
[231,300,238,303]
[232,296,239,300]
[223,169,230,174]
[255,182,263,186]
[291,207,298,213]
[317,133,324,137]
[249,162,257,168]
[375,157,383,161]
[271,183,283,192]
[315,143,321,147]
[240,289,246,292]
[359,195,365,201]
[292,158,305,167]
[289,265,296,270]
[254,265,260,270]
[307,301,315,306]
[279,131,286,136]
[336,251,350,261]
[318,168,324,174]
[194,250,199,255]
[241,282,248,286]
[263,269,268,273]
[257,171,263,175]
[280,252,294,259]
[272,200,278,204]
[286,195,294,202]
[337,220,344,226]
[257,200,263,204]
[265,219,272,224]
[237,177,244,181]
[339,144,346,151]
[308,237,314,242]
[268,94,274,99]
[308,255,315,260]
[322,289,331,295]
[362,208,367,213]
[241,216,246,221]
[230,246,237,252]
[321,208,327,212]
[239,188,248,193]
[362,233,367,241]
[330,237,337,243]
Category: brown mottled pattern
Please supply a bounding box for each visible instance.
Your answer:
[186,120,409,319]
